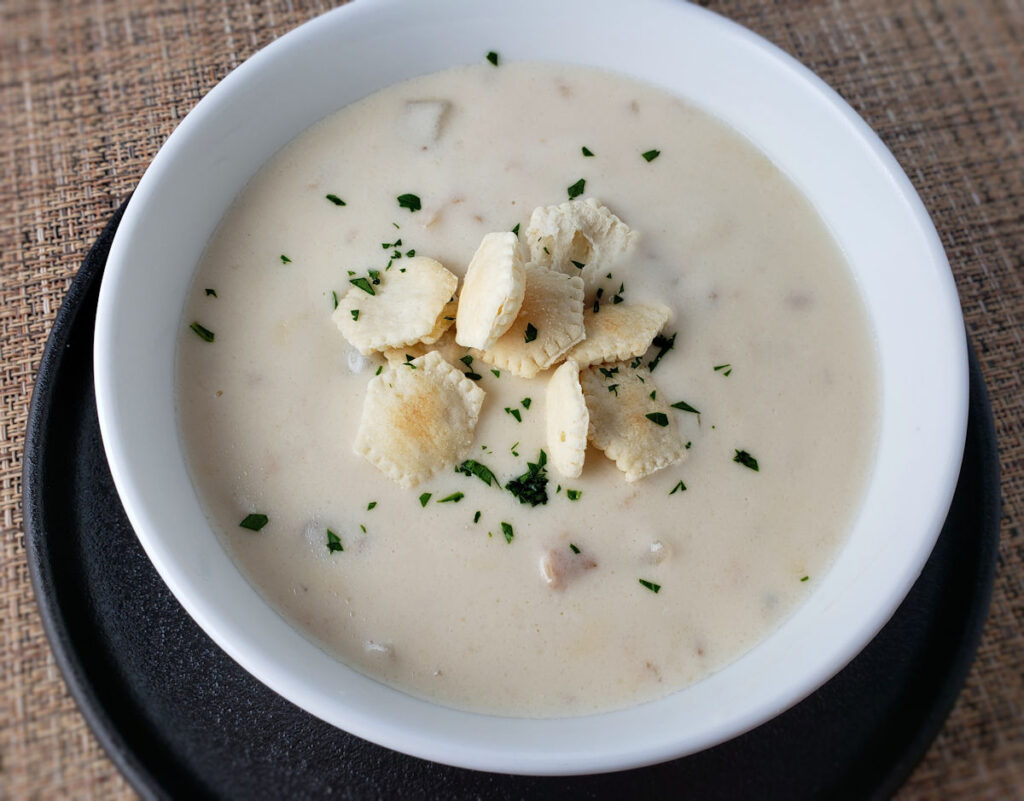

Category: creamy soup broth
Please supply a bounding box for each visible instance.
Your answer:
[178,62,878,716]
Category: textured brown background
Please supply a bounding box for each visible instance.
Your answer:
[1,0,1021,798]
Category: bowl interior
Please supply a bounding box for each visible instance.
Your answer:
[94,0,967,775]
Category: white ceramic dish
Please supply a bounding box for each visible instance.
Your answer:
[93,0,967,776]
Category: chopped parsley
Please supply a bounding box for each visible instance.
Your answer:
[599,366,619,378]
[521,397,531,409]
[646,412,669,427]
[607,384,619,395]
[359,524,367,533]
[511,223,520,237]
[204,288,217,297]
[567,178,586,199]
[239,513,268,531]
[593,298,600,314]
[647,332,676,371]
[325,193,346,206]
[349,276,375,295]
[501,522,514,543]
[491,368,501,378]
[486,50,499,66]
[571,260,585,270]
[566,489,582,501]
[801,575,810,582]
[397,193,422,212]
[581,146,594,157]
[734,450,760,471]
[456,459,499,487]
[649,390,656,400]
[437,492,465,504]
[280,254,292,264]
[473,511,481,524]
[524,322,538,343]
[569,543,581,554]
[504,407,522,423]
[460,354,474,367]
[374,365,383,375]
[639,578,661,593]
[669,480,687,495]
[326,528,343,552]
[671,400,700,414]
[510,441,519,457]
[419,493,432,507]
[331,290,339,309]
[714,363,733,376]
[465,372,482,381]
[350,309,360,321]
[368,269,381,285]
[406,249,416,257]
[367,501,377,510]
[189,322,215,342]
[642,149,661,162]
[506,450,549,507]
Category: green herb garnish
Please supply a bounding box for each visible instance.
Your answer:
[204,288,217,297]
[504,407,522,423]
[524,323,538,343]
[486,51,499,66]
[280,254,292,264]
[569,543,581,553]
[642,149,661,162]
[566,489,582,501]
[190,322,215,342]
[437,492,464,504]
[511,223,520,237]
[350,310,360,321]
[646,412,669,427]
[671,400,700,414]
[639,578,661,593]
[397,193,422,212]
[567,178,586,199]
[474,511,481,523]
[607,384,619,395]
[506,450,549,507]
[501,522,514,543]
[460,355,474,367]
[239,513,268,531]
[521,397,531,409]
[599,366,619,379]
[367,501,377,510]
[419,493,432,507]
[325,194,346,206]
[734,450,759,471]
[375,365,382,375]
[349,277,375,295]
[581,146,594,157]
[456,459,499,487]
[491,369,501,378]
[326,528,343,552]
[714,363,732,376]
[648,332,676,371]
[801,575,810,582]
[331,290,339,309]
[571,260,585,270]
[669,480,686,495]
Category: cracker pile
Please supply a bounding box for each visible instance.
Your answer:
[332,198,684,487]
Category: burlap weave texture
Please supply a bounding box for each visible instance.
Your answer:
[1,1,1021,799]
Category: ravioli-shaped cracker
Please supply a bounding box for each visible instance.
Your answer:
[333,256,458,355]
[526,198,638,291]
[455,232,526,350]
[472,264,585,378]
[546,359,589,479]
[580,363,686,482]
[568,303,671,367]
[354,351,485,488]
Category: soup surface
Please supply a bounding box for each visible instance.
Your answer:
[178,61,878,716]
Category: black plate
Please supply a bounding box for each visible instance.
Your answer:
[24,205,1000,801]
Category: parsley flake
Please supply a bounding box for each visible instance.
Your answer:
[491,368,501,378]
[419,493,432,507]
[714,363,733,376]
[524,322,538,343]
[437,492,464,504]
[801,575,810,582]
[473,511,481,524]
[567,178,586,199]
[350,309,360,321]
[190,322,215,343]
[648,332,676,371]
[331,290,339,309]
[501,522,514,543]
[397,193,422,212]
[204,288,217,297]
[581,146,594,157]
[669,480,687,495]
[642,149,661,162]
[646,412,669,427]
[325,194,346,206]
[280,254,292,264]
[511,223,520,237]
[521,397,532,409]
[734,450,760,471]
[569,543,581,553]
[456,459,499,487]
[349,276,375,295]
[239,513,268,531]
[326,528,343,552]
[639,579,661,593]
[486,50,499,66]
[566,489,582,501]
[504,407,522,423]
[671,400,700,414]
[367,501,377,510]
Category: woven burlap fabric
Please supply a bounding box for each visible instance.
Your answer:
[1,0,1021,798]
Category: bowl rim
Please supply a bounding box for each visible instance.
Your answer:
[94,0,968,775]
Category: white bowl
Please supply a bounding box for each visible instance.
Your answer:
[94,0,967,775]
